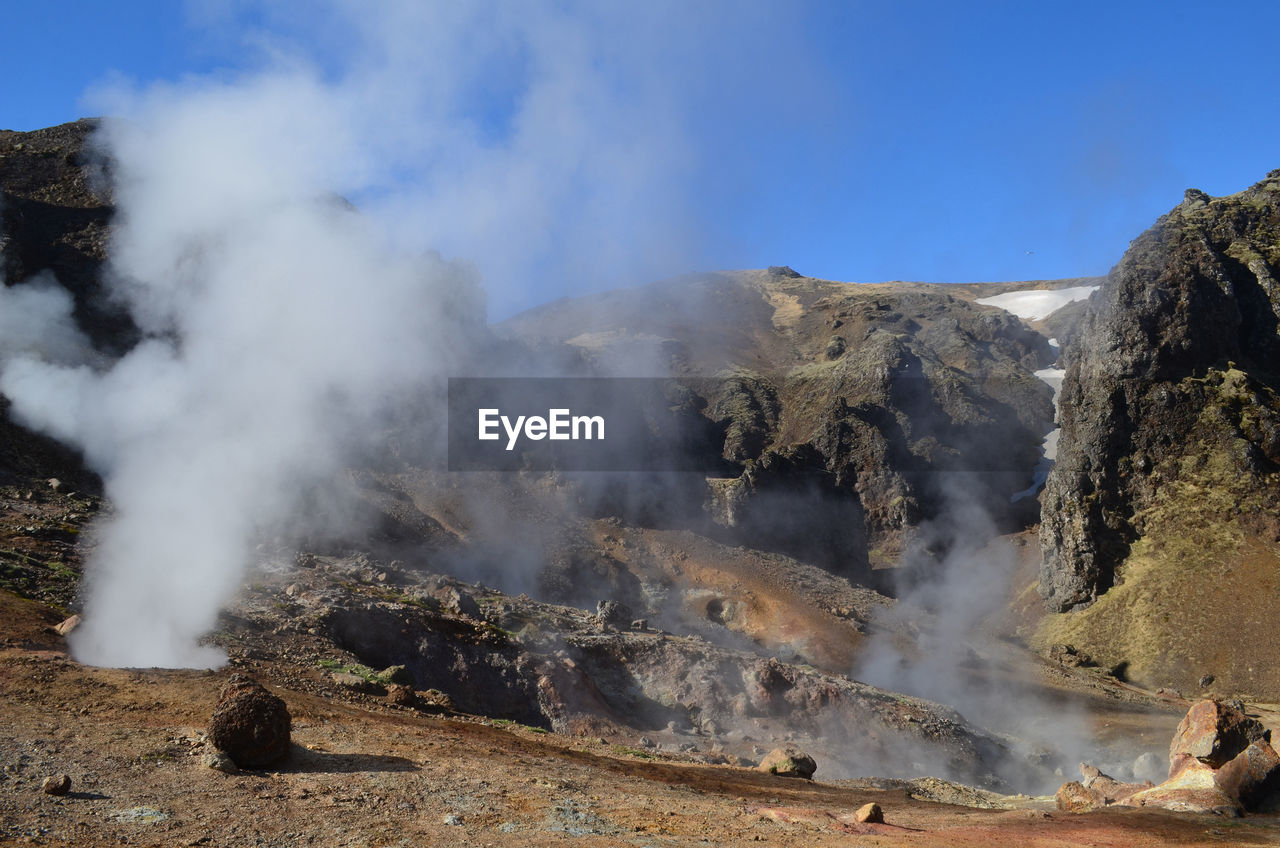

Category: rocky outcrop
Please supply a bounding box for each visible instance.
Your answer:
[1058,700,1280,816]
[1041,174,1280,611]
[0,120,131,350]
[502,271,1058,571]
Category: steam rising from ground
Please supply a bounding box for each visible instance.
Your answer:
[853,485,1160,791]
[0,2,803,667]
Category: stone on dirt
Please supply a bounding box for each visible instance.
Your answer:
[854,802,883,823]
[41,773,71,795]
[1168,698,1270,769]
[757,747,816,779]
[201,749,239,775]
[385,684,416,707]
[1054,763,1149,812]
[207,675,291,768]
[52,615,80,637]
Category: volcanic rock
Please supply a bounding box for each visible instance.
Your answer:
[41,774,71,795]
[1060,700,1280,816]
[853,802,883,823]
[1170,699,1270,770]
[207,675,291,768]
[757,747,817,779]
[385,684,416,707]
[201,749,239,775]
[52,615,80,637]
[594,600,632,629]
[1041,171,1280,612]
[1054,763,1149,812]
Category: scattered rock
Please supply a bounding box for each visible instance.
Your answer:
[207,675,291,768]
[201,749,238,775]
[442,813,463,826]
[380,665,414,686]
[595,600,632,629]
[767,265,801,278]
[824,336,846,360]
[41,774,71,795]
[1060,700,1280,816]
[630,619,647,631]
[331,671,384,694]
[854,802,883,823]
[1199,674,1215,688]
[757,747,816,779]
[1047,644,1092,668]
[1055,763,1150,812]
[436,586,480,618]
[52,615,80,637]
[385,684,416,707]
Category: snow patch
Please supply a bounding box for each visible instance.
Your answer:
[976,285,1099,321]
[1011,367,1067,502]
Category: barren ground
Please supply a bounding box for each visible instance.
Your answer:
[4,588,1280,848]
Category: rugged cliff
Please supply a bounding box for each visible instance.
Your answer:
[503,270,1061,572]
[1037,172,1280,698]
[1041,174,1280,612]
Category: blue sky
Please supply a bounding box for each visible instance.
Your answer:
[3,1,1279,313]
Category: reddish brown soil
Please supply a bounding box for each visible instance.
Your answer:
[3,592,1279,847]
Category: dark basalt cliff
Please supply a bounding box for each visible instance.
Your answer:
[1040,174,1280,612]
[0,119,132,351]
[503,271,1061,574]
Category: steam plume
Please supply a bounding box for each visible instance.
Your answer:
[0,2,806,667]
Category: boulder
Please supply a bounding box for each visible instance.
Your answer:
[385,684,416,707]
[331,671,384,695]
[595,600,633,629]
[1047,643,1092,668]
[41,774,71,795]
[53,615,80,637]
[1127,760,1239,816]
[1061,700,1280,816]
[380,665,414,686]
[1054,764,1149,812]
[207,675,291,768]
[853,802,883,823]
[1169,699,1270,770]
[758,747,816,779]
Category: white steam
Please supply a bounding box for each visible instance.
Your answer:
[0,3,806,667]
[853,488,1153,792]
[4,99,479,666]
[0,272,93,365]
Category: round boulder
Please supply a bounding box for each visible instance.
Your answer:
[207,675,291,768]
[757,746,817,779]
[41,774,71,796]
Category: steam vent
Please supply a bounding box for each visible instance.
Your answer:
[3,6,1280,844]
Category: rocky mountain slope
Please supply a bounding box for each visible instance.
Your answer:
[1037,173,1280,698]
[502,267,1070,570]
[5,119,1280,844]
